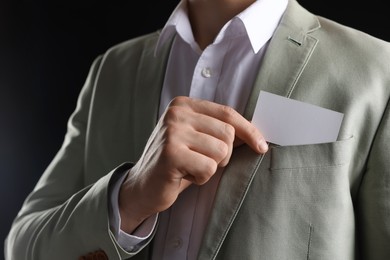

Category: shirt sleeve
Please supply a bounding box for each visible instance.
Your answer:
[109,169,158,252]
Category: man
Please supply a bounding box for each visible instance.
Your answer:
[5,0,390,259]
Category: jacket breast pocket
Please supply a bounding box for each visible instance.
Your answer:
[265,136,355,213]
[269,136,354,172]
[265,136,356,224]
[261,137,356,259]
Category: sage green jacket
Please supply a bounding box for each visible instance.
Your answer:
[5,0,390,259]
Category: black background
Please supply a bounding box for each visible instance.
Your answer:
[1,0,389,257]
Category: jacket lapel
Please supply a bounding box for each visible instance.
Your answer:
[198,1,321,259]
[130,34,173,156]
[244,0,321,120]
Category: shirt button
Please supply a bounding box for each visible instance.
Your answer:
[171,237,183,249]
[201,67,212,78]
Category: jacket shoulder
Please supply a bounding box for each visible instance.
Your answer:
[315,16,390,59]
[101,30,162,65]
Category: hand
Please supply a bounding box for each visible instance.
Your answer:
[118,96,268,233]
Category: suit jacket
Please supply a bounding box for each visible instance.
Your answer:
[5,0,390,259]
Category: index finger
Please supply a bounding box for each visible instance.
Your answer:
[170,96,268,154]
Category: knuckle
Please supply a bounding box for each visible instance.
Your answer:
[163,125,184,147]
[206,159,218,173]
[220,105,236,120]
[161,142,178,158]
[164,106,182,123]
[169,96,189,107]
[223,123,235,141]
[216,141,229,158]
[197,162,217,184]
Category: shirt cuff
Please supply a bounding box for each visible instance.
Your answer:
[108,168,158,252]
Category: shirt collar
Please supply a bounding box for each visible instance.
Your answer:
[155,0,288,55]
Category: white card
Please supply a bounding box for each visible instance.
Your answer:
[252,91,344,146]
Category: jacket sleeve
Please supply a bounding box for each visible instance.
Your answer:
[4,55,147,260]
[357,97,390,259]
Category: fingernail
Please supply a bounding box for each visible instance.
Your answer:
[258,138,268,153]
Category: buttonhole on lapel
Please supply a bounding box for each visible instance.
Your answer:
[306,223,313,260]
[287,36,302,46]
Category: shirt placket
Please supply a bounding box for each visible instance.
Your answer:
[189,42,228,102]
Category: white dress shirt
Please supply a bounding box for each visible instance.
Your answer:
[109,0,288,259]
